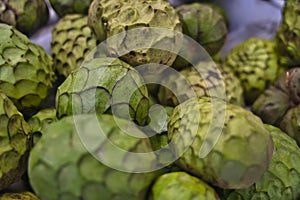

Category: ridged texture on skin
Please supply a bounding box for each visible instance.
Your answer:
[0,23,55,115]
[176,3,227,56]
[0,93,31,190]
[0,191,39,200]
[56,57,149,125]
[276,0,300,66]
[224,37,284,105]
[51,14,97,78]
[168,97,273,189]
[88,0,182,67]
[158,62,244,107]
[252,68,300,145]
[28,108,56,145]
[150,172,220,200]
[225,125,300,200]
[49,0,92,17]
[0,0,49,35]
[28,114,164,200]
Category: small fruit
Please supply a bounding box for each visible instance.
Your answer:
[49,0,92,17]
[150,171,220,200]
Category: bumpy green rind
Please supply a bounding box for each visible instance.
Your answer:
[276,0,300,67]
[168,97,273,189]
[49,0,92,17]
[0,23,56,115]
[150,171,220,200]
[56,57,149,125]
[0,92,31,190]
[28,114,164,200]
[252,68,300,145]
[0,0,49,35]
[176,3,227,56]
[51,14,97,78]
[88,0,182,67]
[158,62,244,107]
[0,191,39,200]
[224,37,284,104]
[225,125,300,200]
[27,108,56,145]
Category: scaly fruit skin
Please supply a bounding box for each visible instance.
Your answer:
[28,108,56,145]
[88,0,182,67]
[49,0,92,17]
[51,14,97,78]
[158,62,244,107]
[168,97,273,189]
[56,57,149,125]
[150,171,220,200]
[28,114,164,200]
[252,68,300,145]
[0,0,49,36]
[224,37,284,105]
[226,125,300,200]
[0,93,31,190]
[176,3,227,56]
[0,23,55,115]
[276,0,300,67]
[0,191,39,200]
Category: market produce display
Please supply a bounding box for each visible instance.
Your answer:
[252,67,300,145]
[224,37,285,105]
[0,93,31,190]
[168,97,273,189]
[51,14,97,78]
[225,124,300,200]
[88,0,182,67]
[49,0,93,17]
[0,23,56,116]
[0,0,49,36]
[0,0,299,200]
[150,171,220,200]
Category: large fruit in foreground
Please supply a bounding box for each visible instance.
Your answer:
[168,97,273,189]
[225,125,300,200]
[28,114,164,200]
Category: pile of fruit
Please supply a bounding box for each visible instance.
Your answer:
[0,0,300,199]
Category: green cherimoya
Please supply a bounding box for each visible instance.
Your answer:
[150,171,220,200]
[252,68,300,145]
[158,61,244,107]
[51,14,97,78]
[0,0,49,36]
[0,191,39,200]
[224,37,284,105]
[28,108,56,145]
[28,114,165,200]
[176,2,227,56]
[0,92,31,190]
[225,125,300,200]
[56,57,149,125]
[168,97,273,189]
[49,0,92,17]
[88,0,182,67]
[0,23,56,115]
[276,0,300,66]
